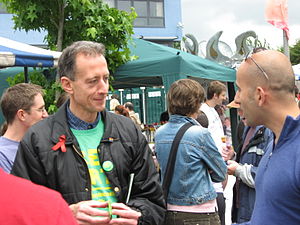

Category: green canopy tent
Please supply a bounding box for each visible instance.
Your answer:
[113,38,238,148]
[113,38,236,91]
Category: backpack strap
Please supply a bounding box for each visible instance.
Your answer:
[162,122,194,200]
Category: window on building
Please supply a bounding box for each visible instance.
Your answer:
[0,3,8,14]
[103,0,164,28]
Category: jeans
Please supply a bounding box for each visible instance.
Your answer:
[164,211,220,225]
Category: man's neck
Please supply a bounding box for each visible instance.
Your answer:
[69,103,98,123]
[205,99,216,108]
[265,105,300,144]
[3,124,26,142]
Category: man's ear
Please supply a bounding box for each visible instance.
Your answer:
[256,87,266,107]
[61,77,73,94]
[16,109,26,122]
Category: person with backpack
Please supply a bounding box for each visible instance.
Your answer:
[155,79,227,225]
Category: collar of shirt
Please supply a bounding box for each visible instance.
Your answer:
[66,104,100,130]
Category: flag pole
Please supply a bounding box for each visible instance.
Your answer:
[283,30,290,59]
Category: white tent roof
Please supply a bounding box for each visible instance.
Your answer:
[0,37,61,68]
[293,64,300,81]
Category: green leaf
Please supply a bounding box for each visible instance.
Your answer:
[86,27,97,38]
[0,0,136,79]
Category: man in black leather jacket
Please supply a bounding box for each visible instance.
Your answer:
[11,41,165,225]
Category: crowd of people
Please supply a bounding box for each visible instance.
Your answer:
[109,95,144,131]
[0,40,299,225]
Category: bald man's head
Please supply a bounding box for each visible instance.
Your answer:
[235,50,296,127]
[242,50,295,96]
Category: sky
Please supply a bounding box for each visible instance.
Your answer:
[181,0,300,54]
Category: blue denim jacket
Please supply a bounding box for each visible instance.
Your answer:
[155,115,227,206]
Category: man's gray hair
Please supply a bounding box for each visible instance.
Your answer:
[58,41,106,80]
[124,102,134,111]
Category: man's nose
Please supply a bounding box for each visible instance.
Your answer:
[234,91,240,104]
[42,110,49,118]
[97,79,109,93]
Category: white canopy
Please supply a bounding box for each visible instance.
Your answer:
[0,36,61,68]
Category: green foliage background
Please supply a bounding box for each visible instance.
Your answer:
[6,70,62,114]
[1,0,137,73]
[1,0,138,114]
[289,40,300,65]
[277,39,300,65]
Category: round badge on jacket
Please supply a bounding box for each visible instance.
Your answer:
[102,161,114,172]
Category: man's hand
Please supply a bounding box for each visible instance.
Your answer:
[69,200,111,225]
[221,145,235,161]
[109,203,141,225]
[69,201,141,225]
[227,160,240,175]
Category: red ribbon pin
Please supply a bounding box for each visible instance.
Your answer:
[52,135,67,152]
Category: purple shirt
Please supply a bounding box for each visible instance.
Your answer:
[0,136,19,173]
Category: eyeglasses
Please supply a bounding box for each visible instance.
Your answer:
[33,107,47,113]
[244,49,269,81]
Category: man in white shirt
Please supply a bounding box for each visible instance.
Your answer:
[201,80,227,225]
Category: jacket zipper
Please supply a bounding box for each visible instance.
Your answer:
[72,144,84,157]
[97,143,122,201]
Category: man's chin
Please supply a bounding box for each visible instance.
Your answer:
[95,105,106,112]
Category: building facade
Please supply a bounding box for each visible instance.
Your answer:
[103,0,183,45]
[0,0,182,45]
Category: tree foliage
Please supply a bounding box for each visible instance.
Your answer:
[6,69,63,114]
[1,0,137,73]
[289,39,300,65]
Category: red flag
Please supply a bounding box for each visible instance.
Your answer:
[265,0,289,39]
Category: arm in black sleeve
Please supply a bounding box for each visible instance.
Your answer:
[127,130,166,225]
[11,131,47,185]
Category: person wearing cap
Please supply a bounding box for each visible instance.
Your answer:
[225,100,273,223]
[11,41,165,225]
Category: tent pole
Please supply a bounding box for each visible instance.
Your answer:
[24,67,29,83]
[118,89,124,105]
[227,82,238,151]
[140,87,146,124]
[283,30,289,59]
